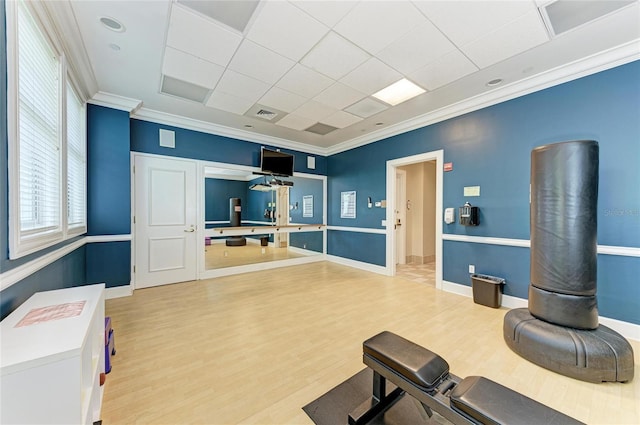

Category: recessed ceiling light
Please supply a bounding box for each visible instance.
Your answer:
[372,78,426,106]
[100,16,125,32]
[108,43,121,51]
[486,78,503,87]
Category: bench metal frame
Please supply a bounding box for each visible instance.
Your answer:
[348,354,478,425]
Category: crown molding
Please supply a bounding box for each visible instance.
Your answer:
[89,92,143,113]
[325,40,640,156]
[131,107,328,156]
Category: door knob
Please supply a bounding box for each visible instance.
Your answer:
[184,227,195,233]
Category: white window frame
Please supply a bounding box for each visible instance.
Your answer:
[7,0,87,259]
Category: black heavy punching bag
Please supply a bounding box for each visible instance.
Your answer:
[226,198,246,246]
[529,140,599,329]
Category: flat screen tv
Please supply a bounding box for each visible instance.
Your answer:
[261,148,294,177]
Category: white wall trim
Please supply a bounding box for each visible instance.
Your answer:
[442,234,640,257]
[598,245,640,257]
[443,234,531,247]
[106,284,133,299]
[0,239,86,291]
[441,280,639,342]
[88,91,142,113]
[326,255,389,276]
[0,235,134,292]
[326,225,386,235]
[131,107,327,156]
[85,234,132,243]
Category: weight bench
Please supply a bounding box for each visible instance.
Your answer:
[349,331,584,425]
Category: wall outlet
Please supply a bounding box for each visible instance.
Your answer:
[469,264,475,274]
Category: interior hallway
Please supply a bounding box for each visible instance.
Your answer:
[102,262,639,424]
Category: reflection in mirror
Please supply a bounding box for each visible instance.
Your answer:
[203,166,324,270]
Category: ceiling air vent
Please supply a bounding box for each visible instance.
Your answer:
[305,122,339,136]
[255,109,278,120]
[244,104,286,123]
[160,75,210,103]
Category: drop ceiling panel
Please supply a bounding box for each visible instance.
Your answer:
[161,75,209,103]
[301,32,370,80]
[415,1,538,47]
[276,114,317,131]
[276,64,334,98]
[462,10,550,68]
[166,4,242,66]
[322,110,363,129]
[245,1,329,61]
[340,58,403,95]
[176,0,259,33]
[291,0,358,28]
[292,101,337,120]
[259,86,307,113]
[313,82,367,110]
[410,49,479,91]
[228,39,295,85]
[215,70,270,103]
[333,1,426,54]
[206,90,254,115]
[377,21,457,75]
[162,46,224,89]
[344,97,389,118]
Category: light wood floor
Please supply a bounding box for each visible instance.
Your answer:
[102,262,639,425]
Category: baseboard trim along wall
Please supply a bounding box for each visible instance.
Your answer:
[442,280,640,342]
[326,254,388,275]
[106,284,133,299]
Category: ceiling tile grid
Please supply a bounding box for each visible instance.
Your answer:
[73,0,640,147]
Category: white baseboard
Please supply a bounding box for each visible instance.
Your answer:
[441,280,639,341]
[106,284,133,299]
[326,255,388,275]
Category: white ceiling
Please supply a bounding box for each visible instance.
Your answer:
[60,0,640,154]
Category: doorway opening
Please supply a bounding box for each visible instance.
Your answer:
[386,150,443,289]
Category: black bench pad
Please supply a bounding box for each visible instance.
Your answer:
[363,331,449,392]
[450,376,584,425]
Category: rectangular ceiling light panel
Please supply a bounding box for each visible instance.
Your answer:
[372,78,426,106]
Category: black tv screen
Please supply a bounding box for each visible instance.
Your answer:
[261,148,294,177]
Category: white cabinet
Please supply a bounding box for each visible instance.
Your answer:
[0,284,105,424]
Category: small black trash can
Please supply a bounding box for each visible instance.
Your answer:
[471,274,505,308]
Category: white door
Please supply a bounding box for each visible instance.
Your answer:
[395,169,407,265]
[134,155,197,289]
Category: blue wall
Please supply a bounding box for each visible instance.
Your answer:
[130,119,327,176]
[327,60,640,324]
[205,179,248,223]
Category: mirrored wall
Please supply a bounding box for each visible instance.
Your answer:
[201,165,326,273]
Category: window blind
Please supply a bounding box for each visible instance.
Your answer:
[67,83,86,228]
[17,1,61,234]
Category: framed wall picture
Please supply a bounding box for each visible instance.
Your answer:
[340,191,356,219]
[303,195,313,218]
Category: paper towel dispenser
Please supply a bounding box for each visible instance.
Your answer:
[459,202,479,226]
